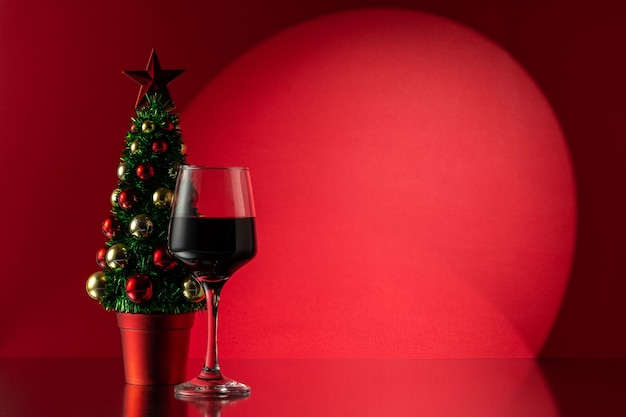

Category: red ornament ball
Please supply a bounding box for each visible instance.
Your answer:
[125,273,153,304]
[166,121,176,132]
[136,162,155,180]
[96,246,108,268]
[130,123,138,133]
[151,139,168,153]
[153,246,177,271]
[118,189,138,210]
[102,216,120,238]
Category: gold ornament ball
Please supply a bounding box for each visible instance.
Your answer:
[142,120,155,133]
[129,214,154,238]
[129,140,140,153]
[180,143,187,154]
[117,162,127,179]
[152,187,173,208]
[86,271,107,300]
[110,189,120,207]
[105,243,128,270]
[182,277,205,302]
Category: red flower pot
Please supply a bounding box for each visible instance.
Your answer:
[117,313,195,385]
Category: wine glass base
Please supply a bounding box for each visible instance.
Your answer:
[174,376,251,399]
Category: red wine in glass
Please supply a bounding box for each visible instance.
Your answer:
[169,217,256,278]
[168,166,256,399]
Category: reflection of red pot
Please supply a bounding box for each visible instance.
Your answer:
[124,384,188,417]
[117,313,195,385]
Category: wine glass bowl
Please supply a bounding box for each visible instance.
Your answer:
[168,166,256,398]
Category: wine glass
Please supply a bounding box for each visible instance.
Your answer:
[168,166,256,399]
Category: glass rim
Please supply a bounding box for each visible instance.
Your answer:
[179,165,250,171]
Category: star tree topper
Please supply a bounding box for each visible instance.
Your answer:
[124,49,184,108]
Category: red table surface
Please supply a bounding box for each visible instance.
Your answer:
[0,358,624,417]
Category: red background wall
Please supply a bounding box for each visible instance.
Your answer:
[0,0,625,358]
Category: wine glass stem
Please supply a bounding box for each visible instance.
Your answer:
[200,281,225,380]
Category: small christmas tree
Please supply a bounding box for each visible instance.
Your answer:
[86,50,205,314]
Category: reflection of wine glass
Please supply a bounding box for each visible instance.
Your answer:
[168,166,256,399]
[187,398,248,417]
